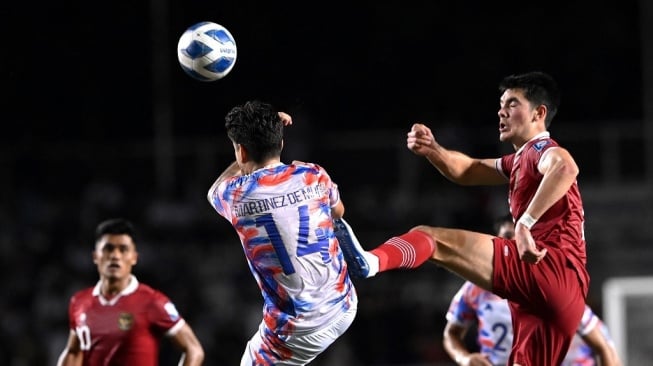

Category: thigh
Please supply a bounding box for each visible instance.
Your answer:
[241,321,291,366]
[241,307,356,366]
[413,226,495,290]
[509,301,580,365]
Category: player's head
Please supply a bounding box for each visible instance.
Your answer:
[498,71,560,128]
[93,218,139,281]
[493,214,515,239]
[224,100,283,165]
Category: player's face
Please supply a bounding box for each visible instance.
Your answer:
[498,88,538,147]
[93,234,138,280]
[497,222,515,239]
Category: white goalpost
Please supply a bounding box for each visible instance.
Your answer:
[602,276,653,366]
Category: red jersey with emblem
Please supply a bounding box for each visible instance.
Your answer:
[66,276,185,366]
[498,132,589,293]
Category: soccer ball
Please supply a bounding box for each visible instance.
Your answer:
[177,21,237,81]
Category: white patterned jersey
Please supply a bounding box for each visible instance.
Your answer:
[446,281,616,366]
[208,161,357,335]
[446,281,514,365]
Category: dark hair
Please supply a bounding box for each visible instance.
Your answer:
[492,214,513,235]
[95,218,136,243]
[499,71,560,128]
[224,100,283,164]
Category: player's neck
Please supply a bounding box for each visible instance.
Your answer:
[100,276,131,299]
[246,159,282,174]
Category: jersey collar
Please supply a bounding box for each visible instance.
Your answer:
[93,275,139,305]
[515,131,550,156]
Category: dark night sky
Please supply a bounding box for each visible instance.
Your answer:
[4,1,643,145]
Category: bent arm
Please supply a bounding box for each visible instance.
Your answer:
[57,330,83,366]
[581,325,622,366]
[331,199,345,219]
[426,150,504,186]
[170,323,205,366]
[521,147,578,220]
[407,123,506,186]
[207,161,241,203]
[443,322,471,364]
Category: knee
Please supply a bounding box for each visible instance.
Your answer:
[409,225,435,234]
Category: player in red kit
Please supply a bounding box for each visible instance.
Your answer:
[57,218,204,366]
[338,71,588,365]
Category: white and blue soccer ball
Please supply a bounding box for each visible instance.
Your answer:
[177,21,237,81]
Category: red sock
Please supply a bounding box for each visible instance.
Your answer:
[371,230,435,272]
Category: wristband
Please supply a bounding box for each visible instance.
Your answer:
[518,213,537,229]
[455,354,470,366]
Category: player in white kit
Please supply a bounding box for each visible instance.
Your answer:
[207,101,357,365]
[208,101,436,365]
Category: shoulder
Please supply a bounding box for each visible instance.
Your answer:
[70,287,94,303]
[291,161,332,180]
[529,137,560,156]
[135,283,166,297]
[137,283,174,304]
[292,160,323,172]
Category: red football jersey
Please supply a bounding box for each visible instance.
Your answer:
[67,276,185,366]
[498,132,589,293]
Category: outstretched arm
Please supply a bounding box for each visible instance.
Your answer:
[406,123,506,186]
[170,323,205,366]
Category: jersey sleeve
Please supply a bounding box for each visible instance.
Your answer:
[445,282,477,326]
[497,153,515,179]
[207,177,236,222]
[576,305,600,336]
[313,164,340,208]
[147,290,185,336]
[67,294,78,330]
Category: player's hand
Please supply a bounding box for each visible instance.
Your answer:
[278,112,293,126]
[406,123,435,156]
[515,223,547,264]
[458,352,493,366]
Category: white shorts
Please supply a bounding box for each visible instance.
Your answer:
[240,306,357,366]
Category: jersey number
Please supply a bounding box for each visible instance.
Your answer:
[76,325,92,351]
[492,322,509,352]
[256,205,330,275]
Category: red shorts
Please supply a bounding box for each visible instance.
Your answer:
[491,237,586,365]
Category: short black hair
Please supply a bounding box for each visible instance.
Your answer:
[492,214,513,235]
[499,71,560,128]
[95,218,136,243]
[224,100,283,163]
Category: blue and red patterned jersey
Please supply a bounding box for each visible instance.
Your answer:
[208,161,357,335]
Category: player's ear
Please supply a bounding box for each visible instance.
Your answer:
[132,251,138,266]
[533,104,547,123]
[238,144,250,163]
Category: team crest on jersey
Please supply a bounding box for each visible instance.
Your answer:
[118,312,134,330]
[532,140,550,152]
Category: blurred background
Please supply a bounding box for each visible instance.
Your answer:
[3,1,653,365]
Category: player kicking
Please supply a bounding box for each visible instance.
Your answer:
[337,71,589,365]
